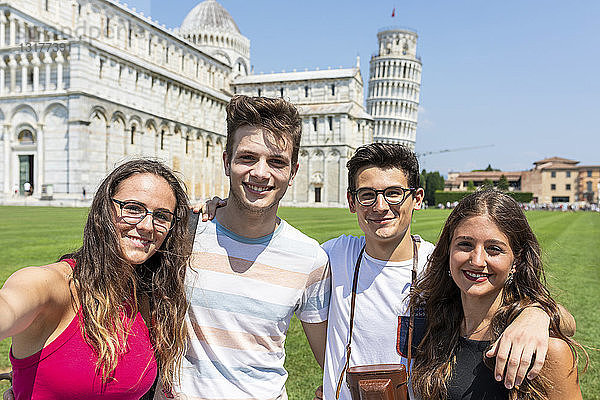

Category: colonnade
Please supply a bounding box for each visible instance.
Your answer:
[0,51,66,94]
[371,60,421,81]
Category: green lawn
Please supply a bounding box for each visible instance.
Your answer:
[0,206,598,398]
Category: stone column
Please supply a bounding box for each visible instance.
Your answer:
[0,57,5,96]
[8,54,17,93]
[9,17,16,46]
[43,53,52,90]
[20,55,28,93]
[339,151,347,206]
[31,53,40,92]
[37,123,45,195]
[0,14,6,46]
[323,151,328,204]
[17,19,25,45]
[2,124,10,194]
[55,51,64,90]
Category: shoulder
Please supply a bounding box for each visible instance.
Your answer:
[5,262,71,292]
[416,236,435,256]
[321,234,364,256]
[278,220,328,267]
[542,337,579,389]
[546,337,575,367]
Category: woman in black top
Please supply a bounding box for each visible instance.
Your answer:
[410,190,586,400]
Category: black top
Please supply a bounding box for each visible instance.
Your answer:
[447,337,509,400]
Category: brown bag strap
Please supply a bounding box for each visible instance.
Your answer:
[335,236,419,399]
[406,235,419,379]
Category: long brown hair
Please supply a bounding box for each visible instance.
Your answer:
[64,159,190,390]
[410,189,587,400]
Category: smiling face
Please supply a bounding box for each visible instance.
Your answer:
[449,215,515,302]
[111,173,176,265]
[224,125,298,215]
[348,166,423,249]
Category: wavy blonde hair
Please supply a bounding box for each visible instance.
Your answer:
[64,159,190,390]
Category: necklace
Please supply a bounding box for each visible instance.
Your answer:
[462,321,491,338]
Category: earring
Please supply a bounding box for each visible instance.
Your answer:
[448,269,452,277]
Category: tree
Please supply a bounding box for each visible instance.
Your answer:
[482,179,494,190]
[467,180,475,191]
[421,169,445,206]
[497,174,509,191]
[485,164,494,171]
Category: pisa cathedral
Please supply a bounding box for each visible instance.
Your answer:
[0,0,422,206]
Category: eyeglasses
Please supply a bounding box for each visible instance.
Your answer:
[111,199,177,233]
[351,186,415,207]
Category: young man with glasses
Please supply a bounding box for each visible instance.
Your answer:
[320,143,560,400]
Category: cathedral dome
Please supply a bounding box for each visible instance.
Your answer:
[180,0,240,35]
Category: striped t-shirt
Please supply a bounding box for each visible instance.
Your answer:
[173,219,330,400]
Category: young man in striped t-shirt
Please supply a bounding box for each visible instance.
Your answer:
[159,96,329,400]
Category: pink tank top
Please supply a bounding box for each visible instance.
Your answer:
[10,259,157,399]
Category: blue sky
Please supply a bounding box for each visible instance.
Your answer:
[123,0,599,176]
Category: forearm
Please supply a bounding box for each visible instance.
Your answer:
[302,320,328,369]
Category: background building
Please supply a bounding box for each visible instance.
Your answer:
[445,156,600,205]
[367,28,421,148]
[0,0,421,207]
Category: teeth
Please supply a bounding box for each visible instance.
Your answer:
[247,184,270,192]
[129,237,150,245]
[465,271,488,278]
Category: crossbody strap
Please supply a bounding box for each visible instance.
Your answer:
[335,235,420,399]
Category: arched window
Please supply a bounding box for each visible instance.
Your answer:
[18,130,35,144]
[130,125,136,144]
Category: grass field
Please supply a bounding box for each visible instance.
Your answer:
[0,206,598,398]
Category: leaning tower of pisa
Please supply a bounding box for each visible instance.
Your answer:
[366,28,422,149]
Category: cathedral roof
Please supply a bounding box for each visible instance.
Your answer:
[233,68,360,85]
[180,0,240,35]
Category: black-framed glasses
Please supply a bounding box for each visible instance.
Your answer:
[351,186,415,207]
[111,199,177,233]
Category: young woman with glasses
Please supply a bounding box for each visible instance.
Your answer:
[0,159,190,399]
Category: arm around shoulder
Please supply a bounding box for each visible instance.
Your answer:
[542,337,582,400]
[0,263,69,341]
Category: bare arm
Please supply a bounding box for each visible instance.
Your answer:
[301,320,328,369]
[0,265,61,341]
[544,338,582,400]
[486,303,577,390]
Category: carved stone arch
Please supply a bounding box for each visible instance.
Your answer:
[173,124,184,138]
[11,104,38,125]
[214,50,232,66]
[328,149,341,158]
[313,149,325,158]
[310,172,323,185]
[88,105,107,122]
[299,150,309,158]
[15,123,37,143]
[111,111,126,126]
[145,119,158,133]
[234,57,248,75]
[129,115,143,133]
